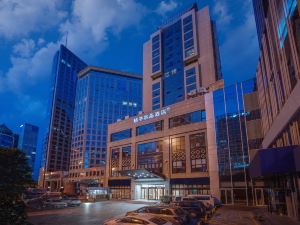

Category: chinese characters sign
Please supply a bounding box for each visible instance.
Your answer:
[133,107,171,123]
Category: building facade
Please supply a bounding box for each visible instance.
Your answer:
[142,3,222,113]
[40,45,87,190]
[252,0,300,219]
[66,66,142,196]
[18,123,39,171]
[105,4,224,200]
[0,124,18,149]
[205,79,264,206]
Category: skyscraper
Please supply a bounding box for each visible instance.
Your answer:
[66,66,142,195]
[18,123,39,171]
[40,45,87,190]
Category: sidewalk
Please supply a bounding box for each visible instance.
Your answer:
[253,207,300,225]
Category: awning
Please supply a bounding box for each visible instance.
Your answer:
[249,145,300,178]
[170,177,210,185]
[108,179,131,186]
[119,169,165,180]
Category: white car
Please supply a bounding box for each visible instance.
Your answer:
[61,197,81,206]
[104,214,172,225]
[187,194,215,207]
[126,206,187,225]
[43,199,67,209]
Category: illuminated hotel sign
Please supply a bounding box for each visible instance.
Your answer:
[133,107,170,123]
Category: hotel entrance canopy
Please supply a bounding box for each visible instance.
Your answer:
[249,145,300,178]
[119,169,165,180]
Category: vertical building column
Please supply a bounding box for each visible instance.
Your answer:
[205,92,220,198]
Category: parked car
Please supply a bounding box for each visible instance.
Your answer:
[187,195,215,208]
[43,199,67,209]
[126,206,188,225]
[175,200,206,220]
[104,214,172,225]
[61,196,81,206]
[183,196,214,217]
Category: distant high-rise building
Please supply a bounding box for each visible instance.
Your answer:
[0,124,17,148]
[66,66,142,194]
[40,45,87,190]
[18,123,39,170]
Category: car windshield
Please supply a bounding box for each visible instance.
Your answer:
[180,201,200,207]
[194,196,210,200]
[175,208,185,215]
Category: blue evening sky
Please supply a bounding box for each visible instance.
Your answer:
[0,0,259,175]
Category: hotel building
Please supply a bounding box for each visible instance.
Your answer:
[65,66,142,195]
[251,0,300,219]
[105,4,224,200]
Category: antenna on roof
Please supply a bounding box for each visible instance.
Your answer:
[65,31,68,47]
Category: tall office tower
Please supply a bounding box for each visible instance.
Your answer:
[143,3,222,113]
[66,66,142,195]
[105,4,224,200]
[41,45,87,190]
[0,124,18,148]
[251,0,300,219]
[18,123,39,171]
[205,78,263,206]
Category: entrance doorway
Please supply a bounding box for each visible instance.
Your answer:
[140,184,165,200]
[220,189,233,204]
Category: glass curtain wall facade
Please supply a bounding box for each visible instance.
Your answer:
[69,68,142,179]
[42,45,87,174]
[213,79,262,205]
[18,123,39,171]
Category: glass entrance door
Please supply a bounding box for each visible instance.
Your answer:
[140,184,165,200]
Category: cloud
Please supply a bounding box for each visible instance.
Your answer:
[13,39,36,58]
[59,0,147,58]
[0,0,68,39]
[1,0,147,94]
[213,0,233,28]
[0,40,58,93]
[155,0,178,16]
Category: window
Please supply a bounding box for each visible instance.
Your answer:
[152,82,161,110]
[111,129,131,142]
[190,133,207,172]
[110,148,120,176]
[185,67,197,94]
[171,136,186,173]
[169,110,206,128]
[152,35,161,73]
[136,121,163,136]
[183,15,195,58]
[122,146,131,170]
[137,141,163,174]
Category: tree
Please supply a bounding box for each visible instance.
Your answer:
[0,148,33,225]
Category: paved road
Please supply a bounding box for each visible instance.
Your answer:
[28,201,147,225]
[208,206,258,225]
